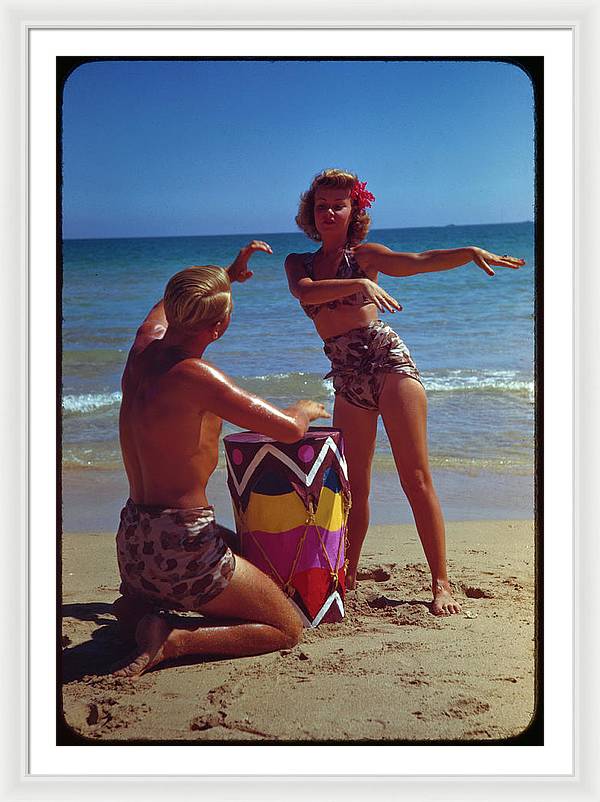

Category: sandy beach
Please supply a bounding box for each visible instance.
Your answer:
[61,518,537,744]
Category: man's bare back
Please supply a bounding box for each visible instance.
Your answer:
[120,303,324,510]
[120,337,225,509]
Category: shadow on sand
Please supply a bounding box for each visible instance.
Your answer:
[61,602,126,681]
[61,602,231,681]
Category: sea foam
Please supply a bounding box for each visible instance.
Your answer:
[62,391,122,414]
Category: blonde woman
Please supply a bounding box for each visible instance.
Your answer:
[285,169,524,615]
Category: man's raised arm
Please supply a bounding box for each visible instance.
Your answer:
[130,299,168,354]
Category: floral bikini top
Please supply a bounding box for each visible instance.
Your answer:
[299,248,371,320]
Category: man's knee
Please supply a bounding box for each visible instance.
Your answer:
[281,609,303,648]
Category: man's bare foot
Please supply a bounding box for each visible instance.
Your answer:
[431,580,462,616]
[346,571,356,591]
[111,614,173,678]
[112,595,156,641]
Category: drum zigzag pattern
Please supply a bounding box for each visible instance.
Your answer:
[292,591,345,629]
[224,436,348,498]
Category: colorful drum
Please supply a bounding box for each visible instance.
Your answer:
[223,427,351,627]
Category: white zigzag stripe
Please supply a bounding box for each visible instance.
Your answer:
[225,436,348,498]
[289,591,345,629]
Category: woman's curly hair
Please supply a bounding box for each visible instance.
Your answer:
[295,168,371,246]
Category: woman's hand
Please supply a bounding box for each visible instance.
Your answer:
[360,278,403,313]
[228,240,273,283]
[470,248,525,277]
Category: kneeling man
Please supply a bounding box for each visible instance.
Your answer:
[112,242,327,677]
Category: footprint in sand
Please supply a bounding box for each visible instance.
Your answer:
[461,585,494,599]
[190,712,224,731]
[64,698,118,733]
[365,593,400,609]
[357,567,392,583]
[443,698,490,719]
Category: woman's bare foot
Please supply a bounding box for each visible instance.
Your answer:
[111,614,173,678]
[431,580,462,616]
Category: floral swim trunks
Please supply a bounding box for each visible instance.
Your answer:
[116,498,236,612]
[323,320,422,411]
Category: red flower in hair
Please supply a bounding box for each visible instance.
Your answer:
[350,180,375,211]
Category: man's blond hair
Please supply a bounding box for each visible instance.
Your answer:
[164,266,232,333]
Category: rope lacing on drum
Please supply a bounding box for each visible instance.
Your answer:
[280,500,314,594]
[341,488,352,575]
[241,501,313,597]
[312,495,350,591]
[238,490,352,596]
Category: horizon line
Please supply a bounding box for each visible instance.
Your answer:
[63,220,534,242]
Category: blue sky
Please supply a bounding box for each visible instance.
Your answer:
[62,59,535,239]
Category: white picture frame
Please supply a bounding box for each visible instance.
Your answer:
[2,0,597,798]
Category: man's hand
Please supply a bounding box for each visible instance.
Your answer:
[289,400,330,422]
[227,240,273,283]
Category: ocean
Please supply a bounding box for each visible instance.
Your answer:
[61,223,536,531]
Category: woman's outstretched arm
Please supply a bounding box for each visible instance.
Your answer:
[355,243,525,278]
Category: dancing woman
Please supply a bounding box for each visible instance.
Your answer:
[284,169,524,615]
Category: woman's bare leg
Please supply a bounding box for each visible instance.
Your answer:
[112,556,303,677]
[379,375,461,616]
[333,394,379,590]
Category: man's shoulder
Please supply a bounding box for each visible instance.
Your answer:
[169,358,242,412]
[170,358,235,401]
[171,357,225,383]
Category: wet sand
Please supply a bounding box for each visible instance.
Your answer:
[61,519,537,743]
[62,465,534,532]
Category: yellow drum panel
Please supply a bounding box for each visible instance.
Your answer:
[243,486,344,533]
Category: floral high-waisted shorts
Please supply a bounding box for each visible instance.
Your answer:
[116,499,236,612]
[323,320,422,411]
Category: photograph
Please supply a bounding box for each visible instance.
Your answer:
[58,56,539,745]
